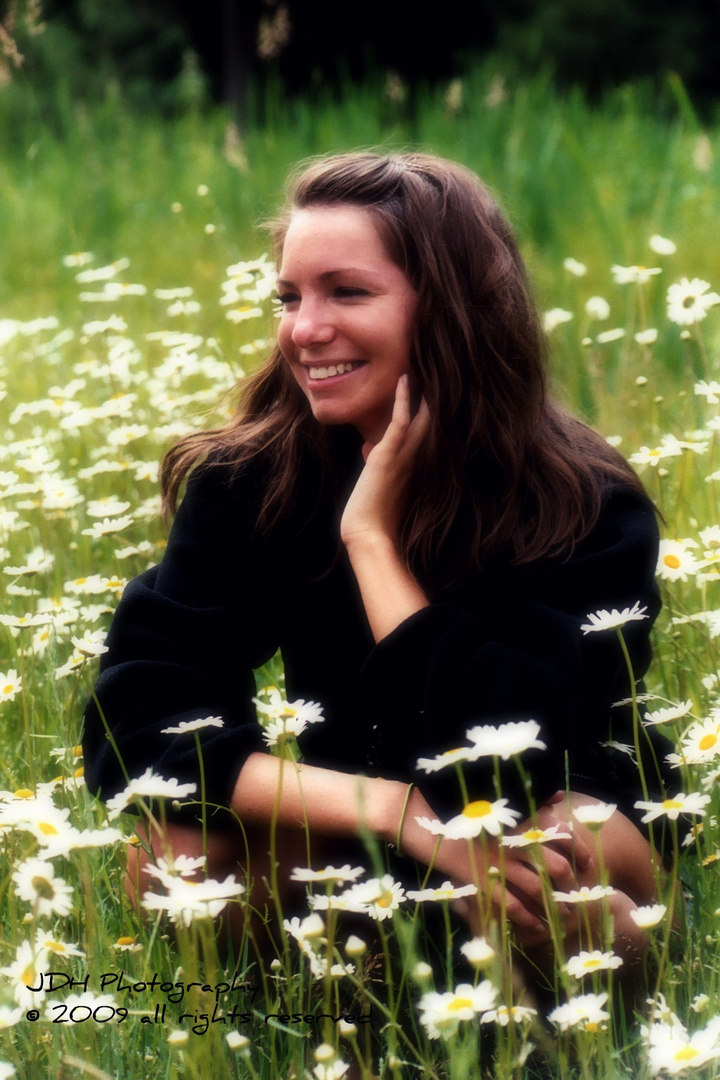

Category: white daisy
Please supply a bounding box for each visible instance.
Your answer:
[643,701,693,726]
[572,802,618,827]
[596,328,626,344]
[502,823,571,848]
[695,381,720,405]
[406,881,478,902]
[549,991,610,1031]
[141,873,244,927]
[465,719,546,760]
[629,443,683,467]
[543,308,573,333]
[416,797,522,840]
[635,328,658,345]
[161,716,224,735]
[630,904,667,929]
[480,1004,537,1026]
[552,885,616,903]
[581,601,648,634]
[290,865,365,885]
[105,769,197,819]
[563,258,587,277]
[418,981,496,1039]
[460,937,496,969]
[283,914,325,943]
[0,940,49,1008]
[611,265,662,285]
[416,745,481,773]
[657,539,699,581]
[644,1016,720,1075]
[226,1031,250,1051]
[12,858,73,917]
[667,277,720,325]
[677,718,720,764]
[0,670,23,702]
[634,792,711,823]
[343,875,406,920]
[564,950,623,979]
[585,296,611,320]
[81,515,134,538]
[649,235,677,256]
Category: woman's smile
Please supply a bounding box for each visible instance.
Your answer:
[276,205,417,444]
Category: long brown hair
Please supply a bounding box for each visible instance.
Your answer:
[162,151,643,593]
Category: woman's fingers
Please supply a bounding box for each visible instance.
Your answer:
[381,377,429,456]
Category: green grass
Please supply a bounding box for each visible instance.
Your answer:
[0,61,720,1078]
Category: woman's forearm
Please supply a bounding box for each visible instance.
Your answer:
[344,531,430,643]
[231,751,409,843]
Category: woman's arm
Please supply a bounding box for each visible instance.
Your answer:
[231,753,592,943]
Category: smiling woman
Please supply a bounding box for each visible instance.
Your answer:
[83,152,676,982]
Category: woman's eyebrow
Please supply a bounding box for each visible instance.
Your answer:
[276,268,380,287]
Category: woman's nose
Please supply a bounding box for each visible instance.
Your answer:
[290,300,335,348]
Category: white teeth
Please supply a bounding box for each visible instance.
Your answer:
[308,362,360,380]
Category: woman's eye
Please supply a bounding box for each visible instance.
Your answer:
[335,287,368,299]
[275,293,299,306]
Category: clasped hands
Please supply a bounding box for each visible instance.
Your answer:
[400,787,594,950]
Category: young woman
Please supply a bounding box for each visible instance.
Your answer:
[83,151,674,960]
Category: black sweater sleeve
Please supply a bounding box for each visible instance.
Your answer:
[357,486,671,819]
[82,461,278,818]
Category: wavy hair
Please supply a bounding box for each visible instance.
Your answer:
[161,151,642,593]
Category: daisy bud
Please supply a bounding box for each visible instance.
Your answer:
[345,935,367,957]
[413,961,434,981]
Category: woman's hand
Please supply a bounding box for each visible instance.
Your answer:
[339,376,432,642]
[340,374,431,549]
[399,787,594,948]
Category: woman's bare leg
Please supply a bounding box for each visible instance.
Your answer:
[126,819,322,949]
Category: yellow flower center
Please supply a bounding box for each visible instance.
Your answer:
[376,891,394,908]
[21,965,36,986]
[448,998,473,1012]
[442,748,464,757]
[662,799,683,811]
[74,766,84,778]
[524,829,546,841]
[3,684,15,695]
[14,789,34,799]
[585,1021,600,1032]
[116,936,135,946]
[674,1046,700,1062]
[46,941,65,953]
[463,800,493,818]
[699,734,718,751]
[663,554,682,569]
[38,822,59,836]
[582,958,603,970]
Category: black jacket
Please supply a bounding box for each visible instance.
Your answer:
[83,453,673,828]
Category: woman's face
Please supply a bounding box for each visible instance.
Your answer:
[276,205,417,444]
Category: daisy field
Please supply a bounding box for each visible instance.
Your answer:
[1,60,720,1079]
